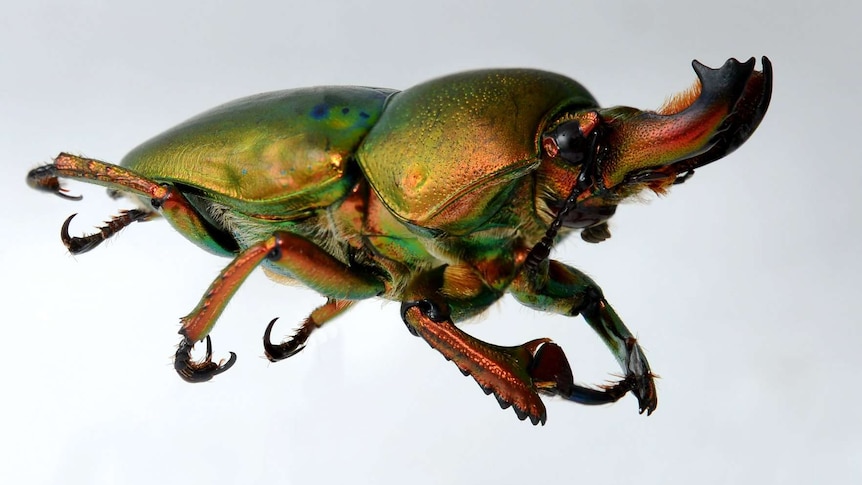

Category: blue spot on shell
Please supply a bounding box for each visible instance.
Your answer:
[311,104,329,120]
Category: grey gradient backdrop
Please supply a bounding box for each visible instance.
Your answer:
[3,1,860,483]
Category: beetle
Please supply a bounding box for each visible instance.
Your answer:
[27,57,771,425]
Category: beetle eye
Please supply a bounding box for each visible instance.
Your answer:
[548,120,586,164]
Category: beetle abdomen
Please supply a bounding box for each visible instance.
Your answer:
[357,69,597,235]
[122,86,396,219]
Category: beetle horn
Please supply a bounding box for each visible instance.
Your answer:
[596,56,772,191]
[524,57,772,272]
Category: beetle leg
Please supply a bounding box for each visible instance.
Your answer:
[27,153,174,201]
[511,259,658,415]
[173,235,282,382]
[529,341,635,405]
[28,153,235,257]
[175,335,237,383]
[179,234,287,344]
[402,296,639,425]
[178,231,382,380]
[264,298,355,362]
[263,232,385,301]
[400,266,577,425]
[401,299,549,425]
[26,164,83,200]
[60,210,154,254]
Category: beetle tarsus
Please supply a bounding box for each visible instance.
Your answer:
[263,298,355,362]
[623,337,658,414]
[528,341,634,407]
[263,317,312,362]
[174,335,237,383]
[578,291,658,414]
[26,165,82,200]
[61,210,152,254]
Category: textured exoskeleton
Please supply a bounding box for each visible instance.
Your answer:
[28,57,772,424]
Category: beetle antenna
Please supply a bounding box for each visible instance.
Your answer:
[524,130,601,273]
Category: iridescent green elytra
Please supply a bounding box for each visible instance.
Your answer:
[28,57,772,424]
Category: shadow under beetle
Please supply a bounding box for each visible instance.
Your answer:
[28,57,772,424]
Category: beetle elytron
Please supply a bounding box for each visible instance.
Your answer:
[28,57,772,424]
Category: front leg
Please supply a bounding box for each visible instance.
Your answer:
[510,259,658,415]
[400,266,635,424]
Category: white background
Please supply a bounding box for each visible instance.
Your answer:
[3,1,860,483]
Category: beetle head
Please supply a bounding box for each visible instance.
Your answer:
[541,57,772,230]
